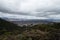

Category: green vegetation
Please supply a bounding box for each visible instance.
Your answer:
[0,18,60,40]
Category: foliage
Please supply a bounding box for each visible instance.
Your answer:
[0,18,60,40]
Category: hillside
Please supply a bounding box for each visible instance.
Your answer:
[0,18,60,40]
[0,18,22,35]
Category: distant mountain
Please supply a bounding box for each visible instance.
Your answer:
[1,17,53,21]
[1,17,58,25]
[2,17,30,21]
[1,17,60,23]
[10,19,53,26]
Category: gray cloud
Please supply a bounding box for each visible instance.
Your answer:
[0,0,60,19]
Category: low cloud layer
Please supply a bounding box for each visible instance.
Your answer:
[0,0,60,20]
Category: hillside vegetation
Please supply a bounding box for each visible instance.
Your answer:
[0,18,60,40]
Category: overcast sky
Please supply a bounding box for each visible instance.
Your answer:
[0,0,60,21]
